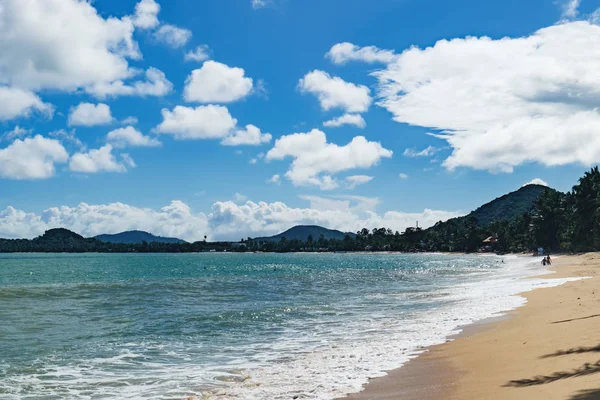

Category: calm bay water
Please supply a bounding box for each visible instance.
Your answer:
[0,253,574,399]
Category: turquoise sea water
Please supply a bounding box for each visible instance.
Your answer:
[0,253,575,399]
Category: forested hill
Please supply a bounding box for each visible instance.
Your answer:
[466,184,552,226]
[253,225,355,242]
[95,230,185,244]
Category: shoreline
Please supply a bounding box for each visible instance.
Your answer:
[339,253,600,400]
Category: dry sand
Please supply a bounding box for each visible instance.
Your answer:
[340,253,600,400]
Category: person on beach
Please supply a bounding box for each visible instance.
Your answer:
[546,255,552,265]
[542,257,547,266]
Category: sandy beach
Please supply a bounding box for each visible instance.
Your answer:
[341,253,600,400]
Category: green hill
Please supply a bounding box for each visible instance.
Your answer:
[94,230,185,244]
[466,184,551,226]
[254,225,355,242]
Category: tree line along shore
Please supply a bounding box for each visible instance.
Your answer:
[2,167,600,254]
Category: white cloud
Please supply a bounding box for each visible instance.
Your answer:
[86,67,173,99]
[251,0,267,9]
[268,174,281,184]
[106,126,161,148]
[184,61,253,103]
[208,198,462,241]
[561,0,580,19]
[345,175,373,189]
[0,201,209,242]
[133,0,160,29]
[48,129,85,150]
[323,113,366,128]
[69,144,131,173]
[121,153,136,168]
[155,105,237,140]
[184,45,211,62]
[298,70,372,113]
[523,178,549,187]
[121,116,139,125]
[233,193,247,203]
[0,86,53,121]
[250,158,258,164]
[221,124,272,146]
[403,146,439,158]
[0,135,68,180]
[2,126,31,141]
[68,103,113,127]
[0,197,463,242]
[326,42,396,64]
[153,24,192,48]
[266,129,392,190]
[374,22,600,173]
[0,0,139,92]
[399,173,409,179]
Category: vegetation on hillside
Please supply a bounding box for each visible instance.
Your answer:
[94,230,186,244]
[253,225,354,242]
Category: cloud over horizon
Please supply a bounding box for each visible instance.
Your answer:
[0,198,463,242]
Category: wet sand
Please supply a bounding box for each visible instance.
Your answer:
[340,253,600,400]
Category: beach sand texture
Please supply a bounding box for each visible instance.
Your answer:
[341,253,600,400]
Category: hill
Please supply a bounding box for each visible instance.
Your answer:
[94,230,186,244]
[466,184,552,226]
[254,225,355,242]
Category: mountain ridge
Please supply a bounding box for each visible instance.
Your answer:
[94,230,186,244]
[253,225,355,242]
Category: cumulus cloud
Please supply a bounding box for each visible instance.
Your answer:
[48,129,85,150]
[345,175,373,189]
[0,135,68,180]
[221,124,272,146]
[251,0,268,9]
[323,113,366,128]
[155,105,237,140]
[86,67,173,99]
[106,126,161,148]
[403,146,440,158]
[184,45,211,62]
[68,103,113,127]
[0,196,463,242]
[374,21,600,173]
[523,178,549,187]
[69,144,131,173]
[2,126,31,141]
[326,42,396,64]
[133,0,160,29]
[121,116,139,125]
[266,129,392,190]
[0,201,209,242]
[0,0,139,92]
[153,24,192,48]
[268,174,281,184]
[207,197,462,241]
[298,70,372,113]
[184,61,253,103]
[561,0,580,19]
[0,86,53,121]
[399,173,408,179]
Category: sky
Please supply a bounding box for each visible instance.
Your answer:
[1,0,600,241]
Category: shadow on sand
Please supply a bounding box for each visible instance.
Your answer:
[551,314,600,324]
[504,360,600,387]
[541,344,600,359]
[568,388,600,400]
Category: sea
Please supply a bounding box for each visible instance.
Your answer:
[0,252,580,400]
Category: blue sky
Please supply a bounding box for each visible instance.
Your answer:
[0,0,599,241]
